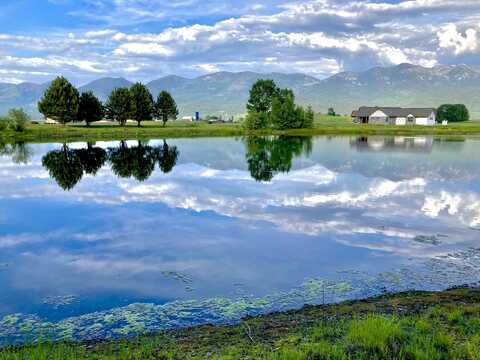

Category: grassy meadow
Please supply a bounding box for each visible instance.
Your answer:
[1,287,480,359]
[0,115,480,143]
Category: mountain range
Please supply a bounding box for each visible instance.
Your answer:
[1,63,480,119]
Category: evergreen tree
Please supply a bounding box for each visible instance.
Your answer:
[270,89,297,130]
[130,83,154,127]
[78,91,104,126]
[304,106,315,128]
[155,91,178,127]
[38,76,79,125]
[105,88,132,126]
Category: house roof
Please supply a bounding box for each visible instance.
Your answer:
[352,107,436,118]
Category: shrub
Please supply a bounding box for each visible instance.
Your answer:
[437,104,470,123]
[0,116,8,131]
[243,111,269,130]
[7,108,30,132]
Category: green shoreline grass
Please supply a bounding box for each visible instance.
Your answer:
[1,117,480,144]
[2,287,480,359]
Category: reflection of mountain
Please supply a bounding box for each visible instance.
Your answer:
[245,136,312,181]
[42,141,179,190]
[350,136,434,153]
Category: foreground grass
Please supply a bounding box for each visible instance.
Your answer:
[2,287,480,359]
[1,116,480,143]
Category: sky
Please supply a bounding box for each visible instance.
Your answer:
[0,0,479,84]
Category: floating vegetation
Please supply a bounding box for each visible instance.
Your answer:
[42,295,78,309]
[161,271,195,292]
[2,248,480,345]
[413,235,442,245]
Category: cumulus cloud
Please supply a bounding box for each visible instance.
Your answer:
[438,24,478,55]
[2,0,480,83]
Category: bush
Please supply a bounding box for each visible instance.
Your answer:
[243,111,269,130]
[0,116,8,131]
[437,104,469,123]
[7,108,30,132]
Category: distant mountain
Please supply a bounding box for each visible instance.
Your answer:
[0,82,49,116]
[79,77,133,101]
[2,63,480,119]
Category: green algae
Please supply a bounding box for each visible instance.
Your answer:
[2,247,480,345]
[42,295,78,309]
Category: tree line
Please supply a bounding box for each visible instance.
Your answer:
[42,140,179,190]
[38,76,179,127]
[244,79,315,130]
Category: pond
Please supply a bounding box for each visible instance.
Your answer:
[1,136,480,344]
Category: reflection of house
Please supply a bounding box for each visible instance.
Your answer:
[350,136,434,153]
[351,107,436,126]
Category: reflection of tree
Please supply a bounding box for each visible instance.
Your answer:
[0,142,33,164]
[42,144,84,191]
[109,140,179,181]
[109,141,156,181]
[42,140,179,190]
[158,140,179,173]
[245,136,312,182]
[42,143,107,190]
[77,143,107,175]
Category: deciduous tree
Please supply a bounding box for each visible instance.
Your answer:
[246,80,279,114]
[437,104,469,123]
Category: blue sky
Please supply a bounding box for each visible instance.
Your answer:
[0,0,479,84]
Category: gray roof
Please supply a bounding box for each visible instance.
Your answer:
[352,107,436,118]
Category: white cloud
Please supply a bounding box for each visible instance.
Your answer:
[438,24,478,55]
[2,0,480,83]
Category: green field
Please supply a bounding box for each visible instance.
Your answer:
[1,287,480,359]
[1,116,480,143]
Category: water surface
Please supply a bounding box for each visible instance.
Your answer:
[0,136,479,343]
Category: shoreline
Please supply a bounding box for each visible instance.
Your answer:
[2,286,480,358]
[1,122,480,143]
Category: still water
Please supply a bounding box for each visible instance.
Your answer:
[0,136,479,343]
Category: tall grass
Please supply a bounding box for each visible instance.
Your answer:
[3,303,480,359]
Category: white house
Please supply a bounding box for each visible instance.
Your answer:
[351,107,436,126]
[44,117,59,125]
